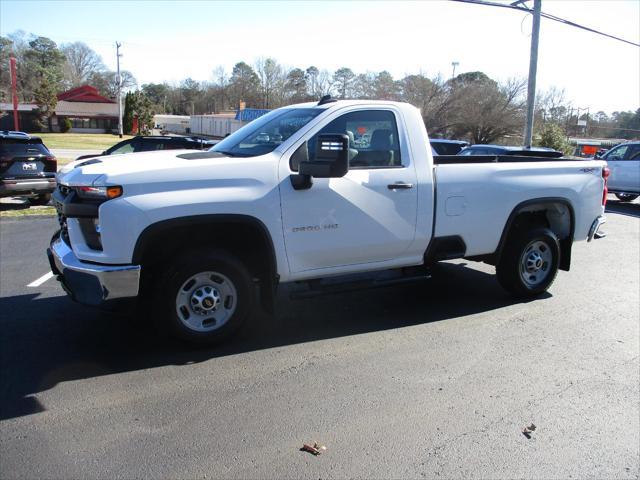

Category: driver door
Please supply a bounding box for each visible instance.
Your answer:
[278,107,418,274]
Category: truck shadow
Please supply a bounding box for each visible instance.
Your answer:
[0,262,546,421]
[605,199,640,218]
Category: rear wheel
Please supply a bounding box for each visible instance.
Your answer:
[28,193,51,206]
[156,249,254,344]
[496,227,560,298]
[615,193,638,202]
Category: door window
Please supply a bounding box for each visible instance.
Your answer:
[107,141,136,155]
[605,145,628,160]
[293,110,402,170]
[134,140,165,152]
[624,145,640,160]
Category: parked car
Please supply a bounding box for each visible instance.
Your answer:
[75,135,217,161]
[430,139,469,155]
[0,131,57,205]
[458,144,563,157]
[599,141,640,202]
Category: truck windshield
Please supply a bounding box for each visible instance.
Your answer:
[211,108,323,157]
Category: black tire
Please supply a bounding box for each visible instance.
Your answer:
[615,193,638,202]
[28,193,51,206]
[156,249,254,344]
[496,227,560,298]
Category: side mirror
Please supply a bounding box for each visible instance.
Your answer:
[299,134,349,178]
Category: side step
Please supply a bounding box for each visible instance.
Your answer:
[290,270,431,299]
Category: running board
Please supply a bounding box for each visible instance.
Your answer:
[289,272,431,299]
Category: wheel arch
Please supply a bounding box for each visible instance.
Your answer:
[132,214,278,312]
[495,197,575,271]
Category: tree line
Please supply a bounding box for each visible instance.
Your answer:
[1,31,637,144]
[0,31,136,130]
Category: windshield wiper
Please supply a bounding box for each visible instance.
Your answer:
[211,150,233,156]
[214,150,254,158]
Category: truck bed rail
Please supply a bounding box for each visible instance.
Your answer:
[433,154,581,165]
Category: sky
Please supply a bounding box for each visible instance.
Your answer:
[1,0,639,114]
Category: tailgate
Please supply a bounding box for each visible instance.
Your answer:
[1,154,54,179]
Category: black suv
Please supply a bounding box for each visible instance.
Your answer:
[75,135,217,160]
[430,139,469,155]
[458,144,563,157]
[0,131,57,204]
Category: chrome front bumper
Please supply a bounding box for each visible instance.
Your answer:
[588,215,606,242]
[47,234,141,307]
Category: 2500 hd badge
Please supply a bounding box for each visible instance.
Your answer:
[292,224,339,233]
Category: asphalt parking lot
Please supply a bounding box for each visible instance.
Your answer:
[0,199,638,479]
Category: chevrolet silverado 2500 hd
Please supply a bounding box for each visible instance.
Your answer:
[49,98,608,343]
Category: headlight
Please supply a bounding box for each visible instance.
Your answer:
[75,185,123,200]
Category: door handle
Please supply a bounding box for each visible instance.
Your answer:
[387,182,414,190]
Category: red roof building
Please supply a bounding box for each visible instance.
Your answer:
[57,85,116,104]
[1,85,118,133]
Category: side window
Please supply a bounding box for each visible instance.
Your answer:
[108,140,136,155]
[158,142,188,150]
[606,145,627,160]
[292,110,402,171]
[134,140,165,152]
[624,145,640,160]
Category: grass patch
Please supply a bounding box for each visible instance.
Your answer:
[36,133,134,150]
[57,157,75,166]
[0,206,56,217]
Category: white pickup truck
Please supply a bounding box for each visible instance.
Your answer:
[50,98,608,343]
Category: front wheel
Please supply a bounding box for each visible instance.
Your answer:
[615,193,638,202]
[496,227,560,298]
[157,249,254,344]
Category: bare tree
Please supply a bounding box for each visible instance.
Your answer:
[400,73,452,136]
[448,75,526,143]
[536,86,571,125]
[315,69,333,97]
[209,66,229,112]
[353,72,376,99]
[88,70,136,99]
[61,42,105,87]
[255,57,285,108]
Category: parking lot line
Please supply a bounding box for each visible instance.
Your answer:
[27,272,54,288]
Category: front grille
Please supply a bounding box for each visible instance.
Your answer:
[58,212,70,245]
[55,184,102,251]
[55,185,70,244]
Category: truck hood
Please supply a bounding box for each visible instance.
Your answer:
[56,149,279,195]
[58,150,201,179]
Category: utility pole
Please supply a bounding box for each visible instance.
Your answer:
[523,0,541,149]
[9,56,19,131]
[116,42,123,138]
[451,61,459,79]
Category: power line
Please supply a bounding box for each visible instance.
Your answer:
[450,0,640,47]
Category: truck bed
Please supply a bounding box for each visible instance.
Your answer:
[432,158,605,257]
